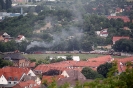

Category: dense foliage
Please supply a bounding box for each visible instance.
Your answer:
[97,63,112,78]
[81,67,103,79]
[0,0,12,10]
[113,39,133,52]
[0,58,13,68]
[0,41,29,52]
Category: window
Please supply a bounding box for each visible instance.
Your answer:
[14,77,18,81]
[8,77,12,81]
[14,82,16,84]
[8,82,11,84]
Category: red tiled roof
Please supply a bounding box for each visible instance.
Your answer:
[87,55,113,62]
[107,16,130,22]
[42,75,64,83]
[113,36,130,43]
[29,62,36,68]
[2,66,30,74]
[115,57,133,63]
[116,7,122,12]
[115,57,133,73]
[4,72,23,81]
[13,80,39,88]
[34,57,111,73]
[0,67,31,81]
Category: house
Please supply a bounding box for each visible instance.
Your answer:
[0,66,37,87]
[115,7,124,13]
[0,32,13,42]
[0,73,8,85]
[34,58,110,75]
[115,57,133,73]
[0,32,4,41]
[3,52,30,67]
[72,56,80,61]
[34,64,67,75]
[21,75,41,85]
[112,36,130,44]
[0,69,25,87]
[96,28,108,38]
[107,16,130,23]
[1,66,36,76]
[61,69,86,80]
[12,80,40,88]
[15,35,26,43]
[123,27,131,31]
[58,69,92,87]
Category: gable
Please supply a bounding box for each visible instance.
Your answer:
[0,75,8,84]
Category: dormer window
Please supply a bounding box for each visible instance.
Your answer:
[14,77,18,81]
[8,77,12,81]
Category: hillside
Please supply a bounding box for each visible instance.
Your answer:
[0,0,133,53]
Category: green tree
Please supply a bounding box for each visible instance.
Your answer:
[81,67,103,79]
[0,58,13,68]
[97,63,112,78]
[66,55,72,60]
[113,39,133,52]
[6,0,12,10]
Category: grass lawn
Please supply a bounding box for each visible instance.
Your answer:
[24,54,126,61]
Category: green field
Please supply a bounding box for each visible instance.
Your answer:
[24,54,126,61]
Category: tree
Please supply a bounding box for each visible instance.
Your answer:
[97,63,112,78]
[29,58,36,62]
[0,0,5,10]
[113,39,133,52]
[81,40,93,51]
[0,58,13,68]
[66,55,72,60]
[81,67,103,79]
[6,0,12,10]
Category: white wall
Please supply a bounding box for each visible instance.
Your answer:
[0,75,8,84]
[72,56,80,61]
[61,70,69,77]
[27,70,36,76]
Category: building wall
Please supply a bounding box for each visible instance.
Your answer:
[0,75,8,84]
[27,70,36,76]
[19,59,26,67]
[61,71,69,77]
[0,36,4,41]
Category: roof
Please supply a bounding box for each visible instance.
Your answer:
[3,72,23,81]
[115,57,133,63]
[57,77,92,86]
[107,16,130,22]
[34,64,66,73]
[112,36,130,42]
[3,53,27,60]
[29,62,36,68]
[87,55,113,62]
[13,80,39,88]
[34,60,107,73]
[115,57,133,73]
[21,75,38,82]
[42,75,64,83]
[1,66,30,74]
[63,69,86,80]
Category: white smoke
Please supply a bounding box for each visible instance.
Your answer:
[26,26,83,50]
